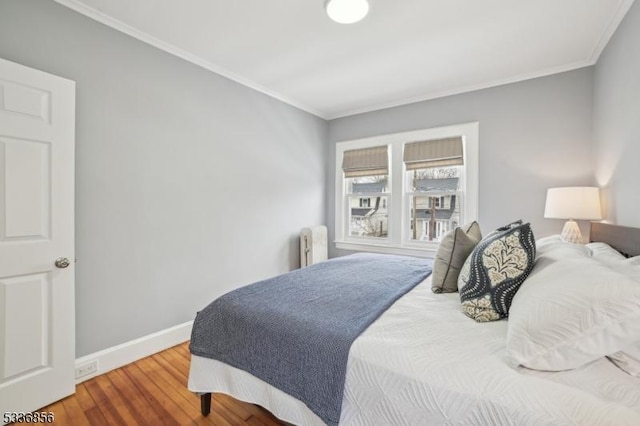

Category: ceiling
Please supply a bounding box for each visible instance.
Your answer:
[55,0,635,119]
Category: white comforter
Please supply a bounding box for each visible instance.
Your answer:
[188,276,640,425]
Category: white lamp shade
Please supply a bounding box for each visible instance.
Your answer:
[544,187,602,220]
[325,0,369,24]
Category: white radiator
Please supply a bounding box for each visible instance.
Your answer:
[300,226,328,268]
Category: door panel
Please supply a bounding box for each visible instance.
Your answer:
[0,79,51,122]
[0,273,49,380]
[0,57,75,418]
[1,137,51,239]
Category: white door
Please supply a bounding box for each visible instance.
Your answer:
[0,58,75,416]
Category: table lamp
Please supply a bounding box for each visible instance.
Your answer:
[544,187,602,244]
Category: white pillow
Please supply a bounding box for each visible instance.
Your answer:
[505,252,640,371]
[535,237,592,259]
[586,243,640,280]
[626,256,640,265]
[608,341,640,377]
[584,245,640,376]
[586,242,627,262]
[535,234,564,247]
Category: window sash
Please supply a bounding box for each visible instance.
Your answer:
[344,193,390,241]
[405,191,464,243]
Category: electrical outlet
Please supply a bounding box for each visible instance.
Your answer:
[75,360,98,379]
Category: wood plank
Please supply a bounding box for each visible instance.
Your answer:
[75,383,110,425]
[107,367,167,425]
[151,351,187,384]
[30,342,284,426]
[43,399,69,425]
[84,377,129,425]
[247,416,269,426]
[142,355,233,426]
[215,393,253,421]
[216,393,284,423]
[122,363,193,425]
[247,406,285,426]
[94,373,143,425]
[133,357,213,426]
[174,343,192,361]
[61,387,92,426]
[156,347,284,425]
[210,394,250,425]
[86,370,166,425]
[157,345,190,379]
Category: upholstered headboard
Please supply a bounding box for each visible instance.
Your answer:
[590,222,640,257]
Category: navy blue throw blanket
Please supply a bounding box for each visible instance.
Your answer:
[190,253,432,426]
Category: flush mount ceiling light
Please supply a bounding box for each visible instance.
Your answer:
[325,0,370,24]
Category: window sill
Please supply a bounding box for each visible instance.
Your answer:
[334,241,437,258]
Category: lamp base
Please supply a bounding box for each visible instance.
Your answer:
[560,220,583,244]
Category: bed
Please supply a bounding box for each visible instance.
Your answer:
[188,222,640,425]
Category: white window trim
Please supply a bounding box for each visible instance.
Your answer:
[335,122,479,257]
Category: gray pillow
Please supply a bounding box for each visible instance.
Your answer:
[458,221,536,322]
[431,222,482,293]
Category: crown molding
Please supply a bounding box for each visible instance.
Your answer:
[326,60,594,119]
[587,0,636,63]
[330,0,636,121]
[54,0,635,122]
[53,0,327,119]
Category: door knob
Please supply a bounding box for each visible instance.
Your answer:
[55,257,70,269]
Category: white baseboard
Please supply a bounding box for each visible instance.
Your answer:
[74,320,193,384]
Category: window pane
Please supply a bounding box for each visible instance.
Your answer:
[348,175,388,194]
[409,194,461,242]
[409,166,461,192]
[349,195,388,238]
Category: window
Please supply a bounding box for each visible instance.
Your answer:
[335,122,478,256]
[404,136,464,243]
[342,146,389,239]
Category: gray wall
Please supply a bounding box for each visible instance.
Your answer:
[593,0,640,227]
[328,69,595,257]
[0,0,328,357]
[1,0,629,357]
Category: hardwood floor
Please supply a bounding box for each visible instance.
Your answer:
[40,342,285,425]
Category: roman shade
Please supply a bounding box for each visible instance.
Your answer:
[342,146,389,178]
[403,137,464,170]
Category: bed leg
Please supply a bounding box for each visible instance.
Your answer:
[200,392,212,416]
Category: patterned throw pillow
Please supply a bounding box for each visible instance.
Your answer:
[458,221,536,322]
[431,222,482,293]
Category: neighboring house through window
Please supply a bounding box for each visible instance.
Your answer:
[335,122,479,257]
[342,146,389,239]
